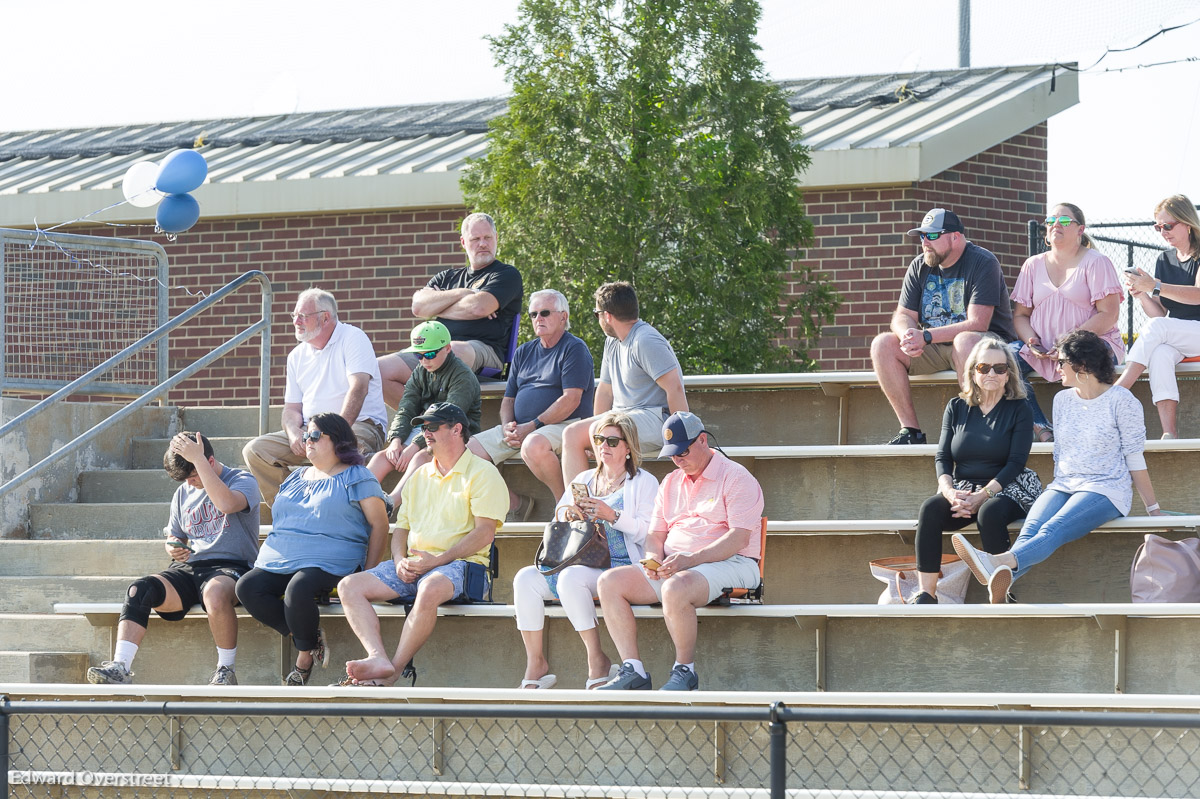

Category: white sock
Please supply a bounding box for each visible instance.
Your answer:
[624,659,648,678]
[114,640,138,668]
[216,647,236,669]
[674,662,695,674]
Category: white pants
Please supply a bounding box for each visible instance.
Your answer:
[513,564,602,632]
[1126,316,1200,404]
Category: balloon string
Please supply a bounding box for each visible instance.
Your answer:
[28,216,208,300]
[37,196,133,235]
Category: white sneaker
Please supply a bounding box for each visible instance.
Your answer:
[87,661,133,685]
[952,533,1000,586]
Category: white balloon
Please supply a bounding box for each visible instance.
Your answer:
[122,161,164,207]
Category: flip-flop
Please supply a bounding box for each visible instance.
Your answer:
[330,674,388,687]
[519,674,557,689]
[585,663,621,690]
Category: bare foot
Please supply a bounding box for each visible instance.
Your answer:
[346,655,396,682]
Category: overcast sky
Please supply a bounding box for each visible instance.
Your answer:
[2,0,1198,220]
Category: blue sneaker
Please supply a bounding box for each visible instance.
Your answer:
[594,662,652,690]
[661,665,699,691]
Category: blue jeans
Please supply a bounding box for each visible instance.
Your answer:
[1010,489,1120,578]
[1012,346,1052,429]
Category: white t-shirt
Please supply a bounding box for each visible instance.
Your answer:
[284,322,387,428]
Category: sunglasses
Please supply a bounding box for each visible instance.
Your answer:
[1045,216,1076,227]
[592,309,603,317]
[302,430,323,443]
[592,434,626,448]
[529,309,557,319]
[671,446,692,458]
[1057,358,1071,368]
[420,422,445,433]
[1154,222,1180,233]
[918,232,944,241]
[415,349,440,360]
[973,363,1009,375]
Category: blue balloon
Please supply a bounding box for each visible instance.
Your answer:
[156,193,200,234]
[155,149,208,194]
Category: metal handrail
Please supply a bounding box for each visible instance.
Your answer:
[0,270,272,503]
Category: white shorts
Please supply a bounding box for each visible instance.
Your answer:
[643,554,760,604]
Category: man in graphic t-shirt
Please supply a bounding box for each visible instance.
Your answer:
[870,208,1017,445]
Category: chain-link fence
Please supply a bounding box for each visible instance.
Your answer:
[1027,208,1199,346]
[5,700,1200,798]
[0,228,169,397]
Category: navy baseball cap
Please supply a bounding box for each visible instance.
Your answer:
[660,411,706,457]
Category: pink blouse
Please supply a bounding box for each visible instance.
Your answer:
[1011,249,1125,382]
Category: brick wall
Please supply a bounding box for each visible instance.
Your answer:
[53,124,1046,406]
[797,123,1047,369]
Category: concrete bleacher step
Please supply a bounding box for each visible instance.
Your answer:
[1,576,140,613]
[0,540,167,576]
[0,613,106,652]
[30,501,166,539]
[0,651,89,683]
[78,469,178,503]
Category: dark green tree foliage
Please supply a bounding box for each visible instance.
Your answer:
[460,0,839,373]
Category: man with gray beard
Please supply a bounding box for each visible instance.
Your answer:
[242,288,389,508]
[869,208,1017,445]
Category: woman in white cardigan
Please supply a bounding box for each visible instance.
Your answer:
[513,411,659,689]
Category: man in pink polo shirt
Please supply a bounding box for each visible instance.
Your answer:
[596,411,764,691]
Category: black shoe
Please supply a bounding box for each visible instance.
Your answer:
[909,591,938,604]
[887,428,927,445]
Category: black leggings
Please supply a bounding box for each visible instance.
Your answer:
[235,567,341,651]
[915,493,1025,574]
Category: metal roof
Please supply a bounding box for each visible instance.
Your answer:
[0,64,1076,226]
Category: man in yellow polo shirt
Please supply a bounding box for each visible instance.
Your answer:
[338,402,508,685]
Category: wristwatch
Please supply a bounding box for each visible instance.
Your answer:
[533,417,545,429]
[612,510,621,524]
[922,329,933,345]
[1152,281,1162,298]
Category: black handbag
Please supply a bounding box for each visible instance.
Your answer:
[535,507,611,575]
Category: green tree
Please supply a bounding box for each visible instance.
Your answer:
[461,0,839,373]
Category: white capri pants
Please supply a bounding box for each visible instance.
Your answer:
[1126,316,1200,404]
[513,564,603,632]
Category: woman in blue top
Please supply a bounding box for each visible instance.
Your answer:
[236,412,389,685]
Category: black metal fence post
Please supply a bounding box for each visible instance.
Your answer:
[1,696,9,797]
[769,701,787,799]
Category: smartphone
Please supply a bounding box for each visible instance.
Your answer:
[639,556,662,571]
[167,538,194,552]
[1124,268,1140,275]
[571,482,589,505]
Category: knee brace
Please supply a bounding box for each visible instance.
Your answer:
[119,577,167,627]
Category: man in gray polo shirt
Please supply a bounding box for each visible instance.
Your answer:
[559,281,688,487]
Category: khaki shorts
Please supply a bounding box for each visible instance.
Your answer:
[906,342,954,375]
[474,420,570,464]
[398,339,503,374]
[620,407,668,459]
[642,554,760,604]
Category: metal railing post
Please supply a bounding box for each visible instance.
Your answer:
[259,283,273,436]
[1,696,9,796]
[769,701,787,799]
[1126,243,1135,343]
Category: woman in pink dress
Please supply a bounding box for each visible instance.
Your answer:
[1011,202,1125,441]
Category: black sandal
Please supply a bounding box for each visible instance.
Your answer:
[284,664,313,686]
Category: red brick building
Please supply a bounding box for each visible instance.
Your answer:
[0,66,1076,404]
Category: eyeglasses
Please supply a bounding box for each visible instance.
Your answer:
[1154,222,1180,233]
[1057,358,1071,368]
[973,363,1009,375]
[420,422,445,433]
[671,446,692,458]
[918,232,944,241]
[415,349,440,360]
[290,310,325,322]
[592,309,603,317]
[1045,216,1076,227]
[301,430,323,443]
[592,434,626,448]
[529,309,557,319]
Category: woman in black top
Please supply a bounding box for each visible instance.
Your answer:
[1115,194,1200,438]
[910,337,1042,603]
